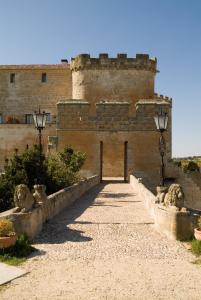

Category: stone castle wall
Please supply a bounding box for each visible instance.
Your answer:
[0,64,72,123]
[0,124,56,171]
[0,53,172,186]
[57,97,172,184]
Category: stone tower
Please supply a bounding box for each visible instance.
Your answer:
[56,53,171,186]
[0,53,172,186]
[71,53,157,114]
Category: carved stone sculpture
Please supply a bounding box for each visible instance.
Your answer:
[33,185,47,204]
[14,184,35,213]
[156,186,168,204]
[163,184,184,209]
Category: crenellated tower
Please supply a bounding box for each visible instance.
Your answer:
[71,53,157,113]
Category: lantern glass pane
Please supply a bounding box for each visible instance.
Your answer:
[164,115,168,130]
[36,114,44,128]
[33,114,37,127]
[154,116,160,130]
[158,115,165,130]
[42,114,46,127]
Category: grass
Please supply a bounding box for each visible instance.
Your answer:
[0,254,25,266]
[191,239,201,256]
[192,258,201,265]
[0,284,8,293]
[0,234,36,266]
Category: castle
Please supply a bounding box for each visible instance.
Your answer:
[0,53,172,185]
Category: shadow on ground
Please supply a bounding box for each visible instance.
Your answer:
[34,183,107,245]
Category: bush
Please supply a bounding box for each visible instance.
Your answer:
[46,147,86,192]
[191,239,201,256]
[173,160,182,167]
[4,234,36,257]
[0,234,36,266]
[0,145,86,212]
[183,161,200,173]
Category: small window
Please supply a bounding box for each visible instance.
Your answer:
[25,114,33,124]
[10,73,15,83]
[46,113,51,123]
[0,114,2,124]
[41,73,47,83]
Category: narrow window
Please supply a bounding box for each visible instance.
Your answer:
[46,113,51,123]
[0,114,2,124]
[25,114,33,124]
[10,73,15,83]
[41,73,47,83]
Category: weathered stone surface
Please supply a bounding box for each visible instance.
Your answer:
[156,186,168,203]
[130,174,197,240]
[0,175,100,240]
[163,183,184,209]
[1,181,201,300]
[33,185,47,204]
[14,184,35,213]
[0,54,172,187]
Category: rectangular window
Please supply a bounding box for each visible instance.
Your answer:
[0,114,2,124]
[41,73,47,83]
[10,73,15,83]
[25,114,33,124]
[46,113,51,123]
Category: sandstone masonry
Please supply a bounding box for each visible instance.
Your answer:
[0,54,172,186]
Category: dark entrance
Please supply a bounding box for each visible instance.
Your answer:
[100,141,128,183]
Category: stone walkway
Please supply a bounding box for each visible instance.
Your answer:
[1,182,201,299]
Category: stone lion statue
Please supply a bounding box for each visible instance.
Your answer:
[14,184,35,213]
[33,184,47,204]
[163,184,184,209]
[156,186,168,204]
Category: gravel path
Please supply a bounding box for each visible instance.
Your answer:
[1,182,201,300]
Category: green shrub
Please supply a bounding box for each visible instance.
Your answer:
[173,160,182,167]
[0,145,86,212]
[46,147,86,192]
[0,234,36,266]
[183,161,199,173]
[191,239,201,256]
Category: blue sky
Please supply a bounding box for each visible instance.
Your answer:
[0,0,200,157]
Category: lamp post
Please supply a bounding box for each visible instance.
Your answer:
[33,108,46,171]
[154,107,168,186]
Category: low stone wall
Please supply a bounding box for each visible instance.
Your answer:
[0,175,100,240]
[130,174,199,240]
[130,174,156,218]
[166,162,201,210]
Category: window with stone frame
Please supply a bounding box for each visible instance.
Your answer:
[10,73,15,83]
[41,73,47,83]
[46,113,51,123]
[25,114,33,124]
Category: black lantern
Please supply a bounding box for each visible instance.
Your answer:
[33,107,46,178]
[33,108,46,130]
[154,110,168,132]
[154,107,168,186]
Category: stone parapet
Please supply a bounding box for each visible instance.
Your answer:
[57,99,171,132]
[71,53,157,73]
[0,175,100,240]
[130,174,199,240]
[0,64,70,70]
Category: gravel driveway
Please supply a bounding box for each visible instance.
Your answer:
[1,181,201,300]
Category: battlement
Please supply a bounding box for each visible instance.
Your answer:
[154,93,172,101]
[71,53,157,72]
